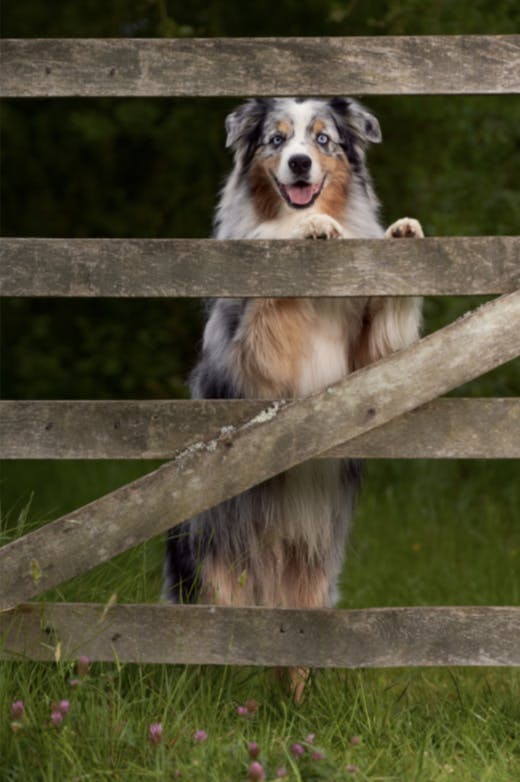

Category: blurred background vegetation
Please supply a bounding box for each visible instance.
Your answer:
[1,1,519,532]
[2,0,520,401]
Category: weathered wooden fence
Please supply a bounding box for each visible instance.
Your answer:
[1,36,519,667]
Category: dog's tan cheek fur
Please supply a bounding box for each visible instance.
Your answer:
[231,298,314,398]
[250,158,282,221]
[316,149,350,221]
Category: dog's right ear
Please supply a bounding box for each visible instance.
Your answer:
[225,99,270,150]
[329,97,382,146]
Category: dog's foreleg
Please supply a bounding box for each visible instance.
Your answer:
[354,217,424,367]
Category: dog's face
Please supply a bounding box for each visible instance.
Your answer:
[225,98,381,220]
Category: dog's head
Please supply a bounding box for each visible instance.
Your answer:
[225,97,381,218]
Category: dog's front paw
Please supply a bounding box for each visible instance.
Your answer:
[385,217,424,238]
[291,214,344,240]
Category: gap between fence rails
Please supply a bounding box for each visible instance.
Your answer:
[0,290,519,612]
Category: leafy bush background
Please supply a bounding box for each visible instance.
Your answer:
[1,0,519,400]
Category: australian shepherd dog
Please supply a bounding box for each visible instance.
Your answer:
[163,97,423,693]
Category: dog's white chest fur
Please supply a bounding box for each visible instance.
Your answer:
[296,321,346,396]
[295,300,363,396]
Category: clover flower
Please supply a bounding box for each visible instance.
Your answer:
[11,701,25,719]
[149,722,163,746]
[50,710,63,726]
[236,699,259,716]
[77,655,90,677]
[248,741,260,759]
[247,761,266,780]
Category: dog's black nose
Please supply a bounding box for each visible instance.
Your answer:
[288,154,312,176]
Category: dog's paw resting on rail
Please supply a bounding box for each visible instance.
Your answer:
[290,213,345,239]
[385,216,424,239]
[163,97,424,702]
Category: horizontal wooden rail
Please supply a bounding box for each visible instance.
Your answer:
[0,291,518,611]
[1,398,519,460]
[1,237,519,297]
[1,37,519,97]
[2,603,519,667]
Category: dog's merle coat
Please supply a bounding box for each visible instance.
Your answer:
[164,98,422,609]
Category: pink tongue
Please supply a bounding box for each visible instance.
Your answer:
[286,184,317,205]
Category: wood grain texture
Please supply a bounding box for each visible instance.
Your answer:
[1,37,519,97]
[1,237,519,297]
[1,398,519,460]
[2,603,519,667]
[0,291,518,610]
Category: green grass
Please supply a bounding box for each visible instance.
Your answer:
[1,458,519,780]
[2,661,519,781]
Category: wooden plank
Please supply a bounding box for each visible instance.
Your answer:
[1,237,519,297]
[1,37,519,97]
[0,291,518,610]
[2,603,519,667]
[1,398,519,460]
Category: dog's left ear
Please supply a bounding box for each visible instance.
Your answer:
[329,97,382,145]
[225,99,270,149]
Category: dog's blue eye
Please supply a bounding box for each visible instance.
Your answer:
[270,134,285,147]
[316,133,329,146]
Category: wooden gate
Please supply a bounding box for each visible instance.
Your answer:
[1,36,519,667]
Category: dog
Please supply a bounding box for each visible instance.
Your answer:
[163,98,423,693]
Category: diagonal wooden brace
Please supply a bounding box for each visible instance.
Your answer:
[1,290,519,611]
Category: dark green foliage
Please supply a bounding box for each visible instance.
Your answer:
[1,1,519,400]
[2,298,201,399]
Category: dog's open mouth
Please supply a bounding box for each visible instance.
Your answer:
[275,177,325,209]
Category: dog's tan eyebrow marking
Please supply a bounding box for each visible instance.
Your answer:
[310,118,328,135]
[275,119,292,137]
